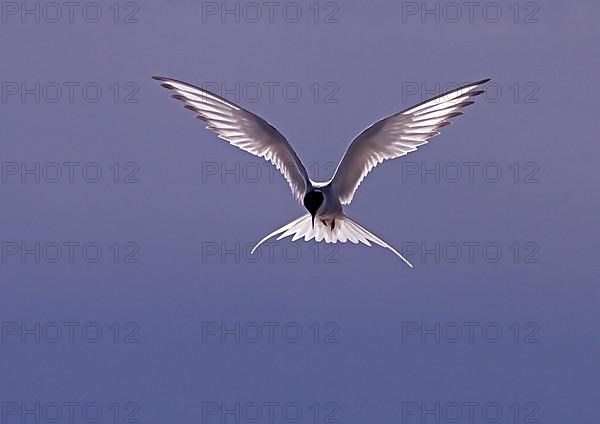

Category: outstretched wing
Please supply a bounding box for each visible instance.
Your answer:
[330,79,490,204]
[153,76,310,202]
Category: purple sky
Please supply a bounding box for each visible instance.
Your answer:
[1,1,598,423]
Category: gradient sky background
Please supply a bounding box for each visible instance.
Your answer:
[1,0,598,423]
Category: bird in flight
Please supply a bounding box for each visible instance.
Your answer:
[153,76,490,267]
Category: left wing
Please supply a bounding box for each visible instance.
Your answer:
[153,76,310,203]
[330,79,490,205]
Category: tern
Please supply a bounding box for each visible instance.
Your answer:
[153,76,490,267]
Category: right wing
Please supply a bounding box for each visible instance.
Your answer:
[153,76,310,203]
[330,79,490,204]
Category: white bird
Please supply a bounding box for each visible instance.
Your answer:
[153,76,490,267]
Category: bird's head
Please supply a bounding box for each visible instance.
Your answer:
[303,190,324,228]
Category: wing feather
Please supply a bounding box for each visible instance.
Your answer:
[153,76,310,202]
[330,79,490,204]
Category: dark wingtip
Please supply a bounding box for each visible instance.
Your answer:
[447,112,463,119]
[469,90,485,97]
[172,94,186,101]
[152,76,168,81]
[160,83,175,90]
[474,78,491,85]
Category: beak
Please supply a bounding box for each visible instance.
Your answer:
[311,213,315,229]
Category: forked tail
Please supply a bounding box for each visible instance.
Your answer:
[251,214,413,267]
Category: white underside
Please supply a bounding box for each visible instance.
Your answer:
[251,214,413,267]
